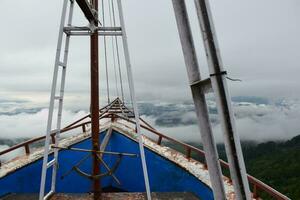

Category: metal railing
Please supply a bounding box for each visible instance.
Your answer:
[0,112,290,200]
[0,121,90,159]
[112,113,291,200]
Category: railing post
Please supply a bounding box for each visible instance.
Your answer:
[51,134,56,144]
[24,144,30,155]
[186,147,191,160]
[111,115,115,122]
[157,136,163,145]
[253,184,258,199]
[203,155,208,169]
[82,124,86,132]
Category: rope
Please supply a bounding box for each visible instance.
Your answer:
[210,70,242,82]
[111,0,125,103]
[101,0,110,104]
[116,0,152,199]
[109,0,120,97]
[226,77,242,82]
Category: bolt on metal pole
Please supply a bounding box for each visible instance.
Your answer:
[172,1,226,199]
[90,0,101,199]
[194,0,251,199]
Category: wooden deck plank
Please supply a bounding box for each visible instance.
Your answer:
[52,193,200,200]
[1,192,200,200]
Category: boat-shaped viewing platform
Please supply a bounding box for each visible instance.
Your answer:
[0,99,290,200]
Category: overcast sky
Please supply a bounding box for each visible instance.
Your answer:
[0,0,300,109]
[1,0,300,143]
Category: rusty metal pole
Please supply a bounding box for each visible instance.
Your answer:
[90,0,101,199]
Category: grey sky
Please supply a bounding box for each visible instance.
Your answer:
[0,0,300,108]
[1,0,300,143]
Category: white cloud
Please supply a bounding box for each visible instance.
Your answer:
[140,115,200,143]
[0,145,23,162]
[232,102,300,142]
[0,109,88,139]
[141,100,300,143]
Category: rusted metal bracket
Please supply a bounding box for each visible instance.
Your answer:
[75,0,98,24]
[96,154,121,185]
[63,26,122,36]
[73,154,122,182]
[190,78,213,94]
[51,145,137,157]
[58,127,124,185]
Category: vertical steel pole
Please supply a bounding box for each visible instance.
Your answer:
[51,0,75,193]
[90,0,101,199]
[194,0,251,199]
[171,1,226,199]
[117,1,152,199]
[39,1,69,199]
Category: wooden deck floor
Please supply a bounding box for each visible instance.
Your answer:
[1,192,200,200]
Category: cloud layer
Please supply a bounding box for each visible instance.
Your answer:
[1,96,300,147]
[0,107,87,139]
[139,98,300,143]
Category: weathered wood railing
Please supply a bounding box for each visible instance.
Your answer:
[0,112,290,200]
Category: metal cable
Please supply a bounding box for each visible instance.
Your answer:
[111,0,125,103]
[101,0,110,104]
[109,0,119,97]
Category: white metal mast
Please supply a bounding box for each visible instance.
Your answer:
[39,0,74,199]
[117,0,152,199]
[39,0,151,199]
[172,1,226,199]
[172,0,251,199]
[194,0,251,199]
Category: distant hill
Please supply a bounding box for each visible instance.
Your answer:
[214,136,299,199]
[243,135,300,199]
[165,135,299,199]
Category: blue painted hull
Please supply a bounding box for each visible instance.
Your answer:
[0,130,213,199]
